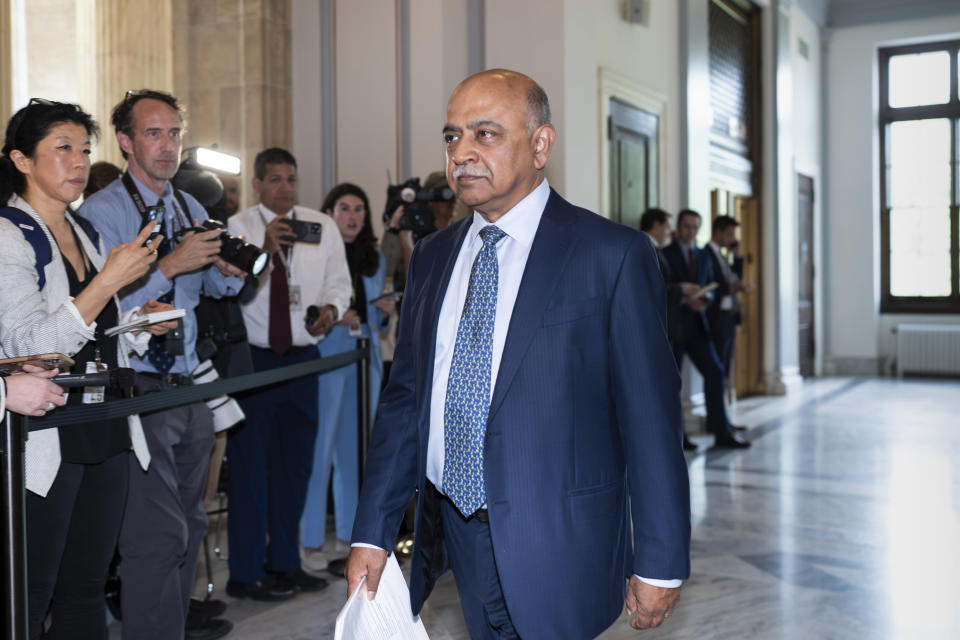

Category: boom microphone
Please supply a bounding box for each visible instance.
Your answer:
[53,368,136,389]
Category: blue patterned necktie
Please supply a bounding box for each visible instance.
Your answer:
[443,225,506,517]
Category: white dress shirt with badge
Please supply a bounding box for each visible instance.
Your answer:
[227,204,352,348]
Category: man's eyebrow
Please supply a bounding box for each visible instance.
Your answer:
[466,119,503,131]
[442,124,461,134]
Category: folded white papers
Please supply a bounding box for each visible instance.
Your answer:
[104,309,186,337]
[334,553,430,640]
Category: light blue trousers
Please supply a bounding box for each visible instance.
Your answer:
[300,325,382,546]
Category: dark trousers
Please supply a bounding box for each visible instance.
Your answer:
[710,312,737,377]
[119,380,215,640]
[227,345,321,582]
[441,499,520,639]
[26,452,129,640]
[672,333,732,437]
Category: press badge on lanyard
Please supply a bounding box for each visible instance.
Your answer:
[288,283,302,311]
[82,349,107,404]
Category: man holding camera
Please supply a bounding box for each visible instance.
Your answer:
[79,89,244,640]
[225,148,351,600]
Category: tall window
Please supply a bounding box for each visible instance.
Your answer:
[879,39,960,313]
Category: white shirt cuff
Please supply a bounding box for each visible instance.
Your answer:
[351,542,386,551]
[635,575,683,589]
[64,297,96,334]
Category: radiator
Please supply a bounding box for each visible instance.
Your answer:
[896,324,960,377]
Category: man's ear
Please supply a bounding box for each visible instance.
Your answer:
[531,123,556,171]
[251,177,262,197]
[116,131,134,159]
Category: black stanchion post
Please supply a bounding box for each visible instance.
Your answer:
[2,412,29,639]
[357,338,371,481]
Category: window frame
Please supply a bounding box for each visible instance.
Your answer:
[879,39,960,313]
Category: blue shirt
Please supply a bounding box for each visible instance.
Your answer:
[78,173,243,375]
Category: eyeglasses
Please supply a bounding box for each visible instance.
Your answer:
[5,98,56,150]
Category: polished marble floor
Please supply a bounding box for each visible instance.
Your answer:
[109,377,960,639]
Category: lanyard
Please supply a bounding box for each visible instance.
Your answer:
[258,206,296,282]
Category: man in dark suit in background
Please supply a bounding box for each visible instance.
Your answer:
[641,208,707,451]
[706,215,746,378]
[661,209,749,450]
[346,69,690,639]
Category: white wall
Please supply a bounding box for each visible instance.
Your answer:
[824,14,960,373]
[791,4,823,373]
[561,0,681,213]
[484,0,566,192]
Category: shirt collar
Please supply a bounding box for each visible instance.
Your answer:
[128,171,172,205]
[258,203,295,221]
[708,240,722,254]
[467,178,550,248]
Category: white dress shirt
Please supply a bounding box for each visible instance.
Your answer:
[708,241,739,311]
[227,204,352,348]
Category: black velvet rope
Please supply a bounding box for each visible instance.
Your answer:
[25,348,365,432]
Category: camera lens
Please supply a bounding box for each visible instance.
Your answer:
[220,235,268,276]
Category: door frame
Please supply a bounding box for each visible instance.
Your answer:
[599,67,669,218]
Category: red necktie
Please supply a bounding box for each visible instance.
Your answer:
[268,252,292,355]
[688,248,698,281]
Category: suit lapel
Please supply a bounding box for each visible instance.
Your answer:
[487,191,577,421]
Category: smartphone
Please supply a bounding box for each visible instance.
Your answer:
[140,205,164,246]
[0,353,75,375]
[285,219,323,244]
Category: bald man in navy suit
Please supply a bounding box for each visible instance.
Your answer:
[346,70,690,639]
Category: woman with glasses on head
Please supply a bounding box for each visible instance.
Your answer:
[300,183,397,571]
[0,99,173,638]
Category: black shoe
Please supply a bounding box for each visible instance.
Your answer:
[225,577,298,601]
[327,557,347,578]
[273,569,329,593]
[185,616,233,640]
[731,424,748,432]
[189,598,227,621]
[683,436,698,451]
[713,434,751,449]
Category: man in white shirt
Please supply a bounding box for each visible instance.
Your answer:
[225,148,351,600]
[346,69,689,639]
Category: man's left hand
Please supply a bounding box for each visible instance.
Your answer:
[213,256,246,277]
[140,299,179,336]
[625,577,681,630]
[306,305,336,336]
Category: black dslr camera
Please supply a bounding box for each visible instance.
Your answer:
[175,219,269,277]
[382,177,454,241]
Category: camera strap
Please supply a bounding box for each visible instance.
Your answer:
[121,172,191,232]
[121,171,188,360]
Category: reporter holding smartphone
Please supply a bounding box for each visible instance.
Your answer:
[225,148,351,599]
[0,99,173,639]
[300,183,395,571]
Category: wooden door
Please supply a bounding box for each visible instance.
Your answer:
[609,98,659,229]
[711,187,764,397]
